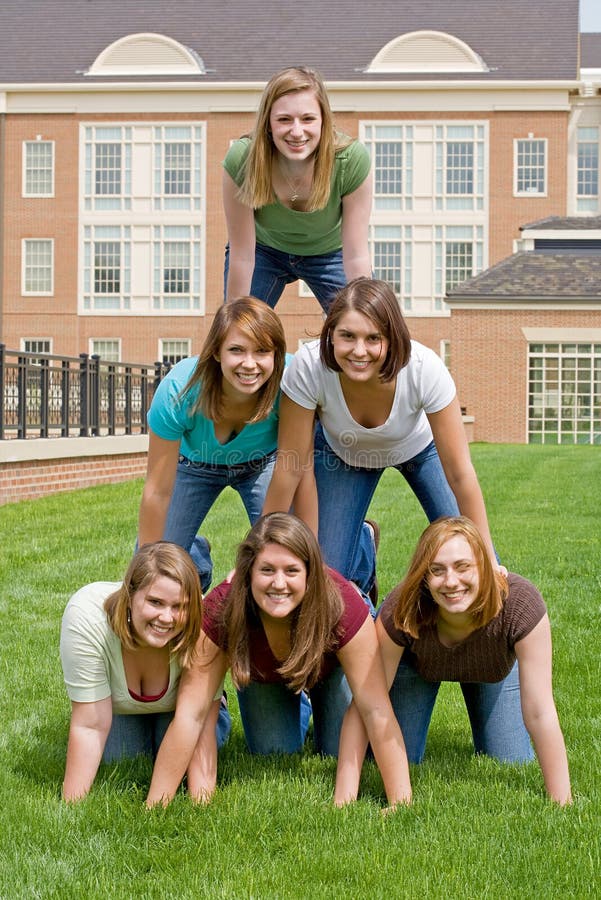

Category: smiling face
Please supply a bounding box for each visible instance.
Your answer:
[216,324,275,399]
[426,535,481,620]
[250,543,308,623]
[129,575,186,649]
[330,309,389,384]
[269,89,322,163]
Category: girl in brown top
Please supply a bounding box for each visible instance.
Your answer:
[335,516,571,806]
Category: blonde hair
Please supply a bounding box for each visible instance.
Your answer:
[237,66,352,212]
[391,517,507,638]
[181,296,286,423]
[104,542,203,667]
[222,513,344,692]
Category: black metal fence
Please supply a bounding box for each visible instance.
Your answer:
[0,345,171,439]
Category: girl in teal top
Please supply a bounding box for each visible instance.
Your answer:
[223,66,373,312]
[139,297,303,591]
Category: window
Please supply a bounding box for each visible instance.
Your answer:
[370,225,413,310]
[83,226,130,311]
[435,225,483,306]
[363,124,413,211]
[90,339,120,362]
[160,339,191,365]
[577,127,599,212]
[153,126,203,211]
[21,339,52,356]
[528,343,601,444]
[515,138,547,196]
[84,126,132,211]
[22,239,53,295]
[153,226,201,311]
[436,125,485,211]
[23,141,54,197]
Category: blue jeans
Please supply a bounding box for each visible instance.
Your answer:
[237,666,352,756]
[224,243,346,313]
[388,656,534,763]
[162,452,276,591]
[102,702,232,763]
[313,424,460,593]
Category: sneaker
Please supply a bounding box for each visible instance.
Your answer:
[365,519,380,606]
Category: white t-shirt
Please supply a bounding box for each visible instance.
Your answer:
[60,582,181,715]
[281,340,456,468]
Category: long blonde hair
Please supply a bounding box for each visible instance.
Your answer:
[222,513,344,692]
[391,517,507,638]
[237,66,352,212]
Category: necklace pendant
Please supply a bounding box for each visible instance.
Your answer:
[290,192,299,202]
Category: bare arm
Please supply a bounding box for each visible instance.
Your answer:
[335,616,411,808]
[186,697,222,803]
[223,170,257,300]
[138,429,180,546]
[146,633,228,807]
[341,171,373,281]
[62,698,112,801]
[515,615,572,805]
[427,397,498,566]
[262,396,318,531]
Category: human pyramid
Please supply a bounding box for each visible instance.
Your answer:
[60,67,571,809]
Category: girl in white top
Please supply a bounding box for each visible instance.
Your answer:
[263,277,500,590]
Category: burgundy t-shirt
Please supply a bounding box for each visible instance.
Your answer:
[378,573,547,683]
[202,568,369,684]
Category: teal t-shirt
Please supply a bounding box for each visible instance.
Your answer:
[147,356,281,465]
[223,137,370,255]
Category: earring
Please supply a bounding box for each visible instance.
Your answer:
[127,608,132,625]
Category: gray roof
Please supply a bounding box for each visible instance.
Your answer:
[447,252,601,300]
[521,216,601,231]
[0,0,580,85]
[580,32,601,68]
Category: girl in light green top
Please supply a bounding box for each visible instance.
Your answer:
[60,542,230,801]
[223,66,373,311]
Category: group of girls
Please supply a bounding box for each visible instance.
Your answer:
[60,66,572,808]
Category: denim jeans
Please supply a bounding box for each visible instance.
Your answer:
[162,452,276,591]
[387,656,534,764]
[313,424,460,593]
[102,702,232,763]
[224,243,346,313]
[237,666,352,756]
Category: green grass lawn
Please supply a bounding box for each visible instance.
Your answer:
[1,444,600,898]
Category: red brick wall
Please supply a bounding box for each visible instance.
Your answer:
[0,451,147,505]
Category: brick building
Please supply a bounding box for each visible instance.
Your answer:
[1,0,600,443]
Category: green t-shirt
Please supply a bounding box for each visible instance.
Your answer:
[223,137,371,256]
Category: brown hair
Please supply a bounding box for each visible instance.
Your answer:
[320,277,412,382]
[237,66,352,212]
[391,516,507,638]
[104,542,203,667]
[181,296,286,423]
[223,513,344,691]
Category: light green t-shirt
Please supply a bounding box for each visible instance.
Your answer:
[60,582,181,715]
[223,137,371,255]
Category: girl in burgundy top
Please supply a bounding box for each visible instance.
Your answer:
[147,513,411,809]
[337,516,571,806]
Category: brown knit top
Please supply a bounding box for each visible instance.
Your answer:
[378,573,547,684]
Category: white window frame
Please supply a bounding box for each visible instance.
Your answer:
[152,225,202,312]
[159,338,191,365]
[22,239,54,295]
[576,126,599,213]
[22,140,55,197]
[21,338,52,355]
[514,137,547,197]
[89,338,122,362]
[83,225,130,312]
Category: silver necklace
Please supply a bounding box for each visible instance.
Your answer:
[278,161,307,204]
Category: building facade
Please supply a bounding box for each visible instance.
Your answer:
[1,1,600,442]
